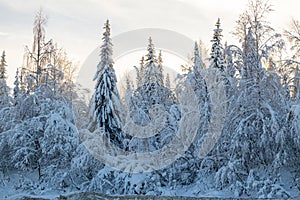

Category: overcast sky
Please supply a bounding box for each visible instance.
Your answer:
[1,0,300,87]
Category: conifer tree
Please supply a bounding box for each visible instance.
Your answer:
[134,56,144,89]
[13,68,20,99]
[0,51,7,79]
[124,75,133,106]
[0,50,10,108]
[210,18,225,72]
[144,37,160,85]
[165,73,171,88]
[193,42,203,76]
[93,20,121,132]
[157,50,164,86]
[241,28,263,106]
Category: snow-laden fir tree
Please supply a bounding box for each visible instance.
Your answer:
[157,50,164,86]
[165,73,171,88]
[13,68,20,100]
[144,37,161,86]
[0,50,7,79]
[124,75,133,106]
[93,19,122,133]
[127,39,177,152]
[223,46,238,101]
[210,18,225,72]
[0,50,10,108]
[121,75,133,123]
[134,56,144,89]
[193,42,203,75]
[242,28,261,90]
[130,38,176,119]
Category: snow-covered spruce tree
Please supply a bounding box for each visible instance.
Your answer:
[134,56,145,89]
[223,45,238,100]
[0,50,10,109]
[0,129,11,176]
[92,19,122,134]
[193,42,203,75]
[19,66,27,94]
[210,18,225,72]
[144,37,160,86]
[123,40,178,157]
[140,38,171,105]
[124,75,133,108]
[130,38,176,127]
[0,50,7,79]
[209,18,230,108]
[165,73,171,88]
[119,75,133,124]
[13,68,21,101]
[157,50,164,86]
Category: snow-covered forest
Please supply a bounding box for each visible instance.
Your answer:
[0,0,300,199]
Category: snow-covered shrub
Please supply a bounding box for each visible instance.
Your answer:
[89,166,116,194]
[0,107,18,132]
[10,118,44,172]
[276,104,300,169]
[69,143,104,189]
[258,180,290,198]
[0,131,12,175]
[17,95,41,120]
[245,169,290,198]
[215,159,247,191]
[200,156,218,173]
[15,175,37,191]
[40,112,79,168]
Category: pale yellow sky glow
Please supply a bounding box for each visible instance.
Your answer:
[1,0,300,88]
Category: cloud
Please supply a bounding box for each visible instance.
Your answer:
[0,32,9,37]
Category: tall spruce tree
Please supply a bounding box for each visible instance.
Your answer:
[13,68,20,100]
[0,50,7,79]
[165,73,171,88]
[0,51,10,108]
[210,18,225,72]
[134,56,144,89]
[144,37,160,86]
[157,50,164,86]
[193,42,203,76]
[93,20,121,132]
